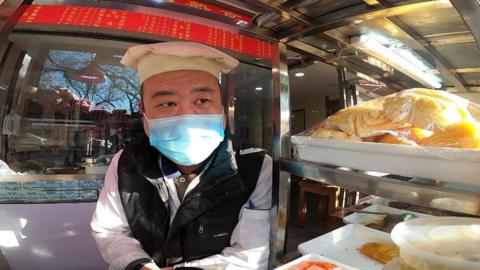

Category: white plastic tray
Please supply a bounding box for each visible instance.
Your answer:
[343,204,432,226]
[275,254,359,270]
[292,136,480,185]
[298,224,394,270]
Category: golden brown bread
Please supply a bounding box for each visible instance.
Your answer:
[324,105,408,137]
[375,133,410,145]
[420,122,480,149]
[310,127,360,141]
[309,88,480,149]
[375,127,432,145]
[469,103,480,122]
[382,89,471,131]
[360,242,400,264]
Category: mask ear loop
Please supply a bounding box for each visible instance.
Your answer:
[138,98,148,120]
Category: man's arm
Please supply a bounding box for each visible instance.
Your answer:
[91,150,157,270]
[175,155,273,270]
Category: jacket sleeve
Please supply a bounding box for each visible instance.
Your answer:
[91,150,154,270]
[174,154,273,270]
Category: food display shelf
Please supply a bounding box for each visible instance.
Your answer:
[291,136,480,185]
[281,159,480,216]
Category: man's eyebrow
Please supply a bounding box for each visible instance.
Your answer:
[151,90,175,99]
[192,86,215,93]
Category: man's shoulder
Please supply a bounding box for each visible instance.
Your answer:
[234,146,266,166]
[230,135,270,171]
[234,148,269,192]
[122,135,149,152]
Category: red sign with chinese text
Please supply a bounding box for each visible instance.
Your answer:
[168,0,252,23]
[18,5,271,59]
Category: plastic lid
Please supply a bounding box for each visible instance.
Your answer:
[391,217,480,267]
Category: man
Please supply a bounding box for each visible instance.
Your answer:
[91,42,272,270]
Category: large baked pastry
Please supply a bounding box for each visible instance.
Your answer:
[308,89,480,149]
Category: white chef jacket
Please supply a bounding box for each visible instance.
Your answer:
[91,149,272,270]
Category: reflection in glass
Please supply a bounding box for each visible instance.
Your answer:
[230,63,273,153]
[3,46,143,175]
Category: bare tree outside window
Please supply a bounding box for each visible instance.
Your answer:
[38,50,140,114]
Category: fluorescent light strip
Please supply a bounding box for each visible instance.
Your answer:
[352,35,441,89]
[365,56,394,73]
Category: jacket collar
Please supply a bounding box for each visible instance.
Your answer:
[196,131,238,188]
[130,134,163,179]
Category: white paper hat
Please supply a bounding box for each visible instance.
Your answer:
[121,42,239,83]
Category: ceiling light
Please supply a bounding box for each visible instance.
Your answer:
[352,35,441,89]
[363,0,380,6]
[236,21,248,26]
[70,62,106,84]
[255,87,263,91]
[295,72,305,77]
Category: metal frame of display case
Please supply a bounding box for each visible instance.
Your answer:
[267,1,480,265]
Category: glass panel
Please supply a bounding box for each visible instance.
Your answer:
[228,63,273,153]
[0,34,143,175]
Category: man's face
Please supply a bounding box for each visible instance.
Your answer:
[141,70,223,135]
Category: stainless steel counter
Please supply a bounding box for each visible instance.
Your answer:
[281,159,480,216]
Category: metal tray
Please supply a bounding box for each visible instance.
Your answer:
[292,136,480,185]
[343,204,432,226]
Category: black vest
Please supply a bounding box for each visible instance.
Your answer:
[117,133,265,267]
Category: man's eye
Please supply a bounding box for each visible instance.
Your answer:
[159,102,176,107]
[195,99,210,105]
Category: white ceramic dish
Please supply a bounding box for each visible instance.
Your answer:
[298,224,394,270]
[291,136,480,185]
[275,254,359,270]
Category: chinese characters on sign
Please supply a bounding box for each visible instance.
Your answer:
[18,5,271,59]
[167,0,252,24]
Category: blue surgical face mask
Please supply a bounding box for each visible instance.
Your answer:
[146,114,225,166]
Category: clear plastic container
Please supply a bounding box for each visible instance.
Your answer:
[391,217,480,270]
